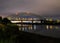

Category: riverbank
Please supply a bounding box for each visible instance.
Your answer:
[15,31,60,43]
[0,31,60,43]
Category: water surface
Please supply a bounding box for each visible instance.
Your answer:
[17,24,60,38]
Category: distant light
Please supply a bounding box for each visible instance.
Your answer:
[16,12,18,15]
[46,19,49,21]
[46,18,53,21]
[16,11,19,15]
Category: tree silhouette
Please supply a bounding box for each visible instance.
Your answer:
[2,18,11,24]
[0,16,2,23]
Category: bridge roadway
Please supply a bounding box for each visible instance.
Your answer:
[11,20,42,24]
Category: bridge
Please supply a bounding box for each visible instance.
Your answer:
[10,20,43,31]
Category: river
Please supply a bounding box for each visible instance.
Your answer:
[17,24,60,38]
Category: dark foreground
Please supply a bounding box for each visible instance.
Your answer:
[15,31,60,43]
[1,31,60,43]
[0,16,60,43]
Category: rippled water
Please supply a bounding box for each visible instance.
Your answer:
[17,24,60,38]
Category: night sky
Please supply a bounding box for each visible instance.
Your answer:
[0,0,60,17]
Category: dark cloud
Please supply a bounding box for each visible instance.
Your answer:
[0,0,60,16]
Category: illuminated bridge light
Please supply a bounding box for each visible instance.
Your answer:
[11,20,41,23]
[22,21,32,23]
[33,21,41,23]
[11,21,21,23]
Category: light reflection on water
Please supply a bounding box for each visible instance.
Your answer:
[46,25,60,30]
[17,24,60,37]
[17,24,37,31]
[17,24,60,31]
